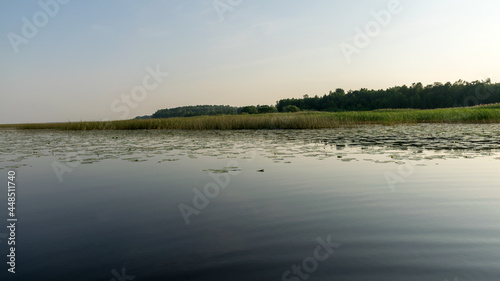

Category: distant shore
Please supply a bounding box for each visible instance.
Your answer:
[2,104,500,130]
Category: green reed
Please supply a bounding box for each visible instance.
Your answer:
[2,104,500,130]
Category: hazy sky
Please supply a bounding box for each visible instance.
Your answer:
[1,0,500,123]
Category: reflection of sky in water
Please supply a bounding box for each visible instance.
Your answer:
[1,125,500,281]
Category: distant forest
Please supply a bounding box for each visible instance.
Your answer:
[151,105,238,118]
[136,80,500,119]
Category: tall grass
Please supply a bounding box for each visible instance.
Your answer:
[3,104,500,130]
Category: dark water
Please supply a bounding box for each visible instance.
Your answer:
[1,125,499,281]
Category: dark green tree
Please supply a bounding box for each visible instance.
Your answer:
[284,105,300,112]
[257,105,278,113]
[240,106,258,114]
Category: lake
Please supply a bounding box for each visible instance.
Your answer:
[1,124,500,281]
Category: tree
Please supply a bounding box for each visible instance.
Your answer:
[284,105,300,112]
[152,105,238,118]
[240,106,258,114]
[257,105,278,114]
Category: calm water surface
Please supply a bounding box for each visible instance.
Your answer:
[0,124,499,281]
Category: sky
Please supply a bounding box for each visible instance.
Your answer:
[1,0,500,123]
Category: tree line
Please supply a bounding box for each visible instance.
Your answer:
[150,105,238,118]
[137,105,283,119]
[276,79,499,112]
[136,80,499,119]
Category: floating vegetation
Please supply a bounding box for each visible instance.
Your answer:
[159,158,180,162]
[122,157,147,162]
[203,169,229,174]
[1,124,500,171]
[203,166,241,174]
[340,158,357,162]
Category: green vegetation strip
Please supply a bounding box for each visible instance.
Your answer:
[2,105,500,130]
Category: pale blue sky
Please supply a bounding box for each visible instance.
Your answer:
[1,0,499,123]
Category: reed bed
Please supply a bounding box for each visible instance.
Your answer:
[3,104,500,130]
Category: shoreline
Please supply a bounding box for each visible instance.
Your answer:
[2,105,500,130]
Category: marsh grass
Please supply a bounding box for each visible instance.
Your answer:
[3,104,500,130]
